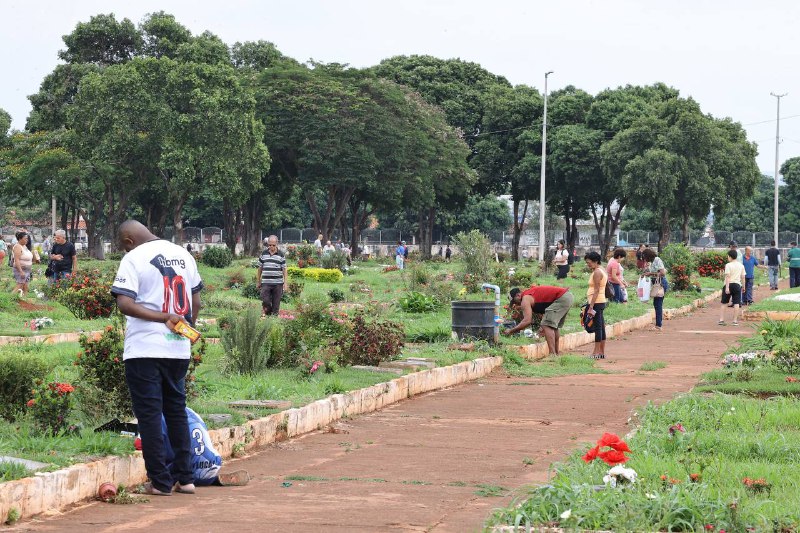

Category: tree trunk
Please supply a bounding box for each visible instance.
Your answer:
[511,198,528,262]
[659,208,671,252]
[222,198,240,255]
[417,206,435,259]
[681,210,690,244]
[172,196,186,243]
[242,195,264,256]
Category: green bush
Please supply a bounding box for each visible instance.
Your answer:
[453,230,492,279]
[660,243,696,273]
[222,308,282,374]
[320,249,348,272]
[241,282,261,300]
[335,313,404,366]
[404,263,431,290]
[286,266,343,283]
[0,351,49,421]
[399,291,439,313]
[202,246,233,268]
[696,250,727,277]
[105,252,124,261]
[76,322,131,417]
[328,288,345,303]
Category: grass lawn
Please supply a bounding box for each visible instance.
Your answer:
[747,286,800,312]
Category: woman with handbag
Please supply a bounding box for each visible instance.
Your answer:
[641,248,667,332]
[553,240,570,279]
[583,251,608,359]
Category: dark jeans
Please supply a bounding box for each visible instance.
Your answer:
[592,303,606,342]
[125,358,192,493]
[791,267,800,288]
[260,283,284,315]
[653,296,664,327]
[744,277,754,303]
[556,264,570,279]
[611,282,624,303]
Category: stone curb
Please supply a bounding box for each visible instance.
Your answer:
[0,331,101,346]
[514,290,722,360]
[0,356,503,522]
[742,310,800,321]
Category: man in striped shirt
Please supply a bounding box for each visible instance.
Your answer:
[257,235,288,317]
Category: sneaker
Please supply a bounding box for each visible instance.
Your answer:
[142,482,172,496]
[173,482,196,494]
[217,470,250,486]
[718,320,726,326]
[732,321,739,326]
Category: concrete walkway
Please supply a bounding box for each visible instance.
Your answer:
[18,285,774,533]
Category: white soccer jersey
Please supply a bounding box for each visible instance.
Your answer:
[111,240,204,360]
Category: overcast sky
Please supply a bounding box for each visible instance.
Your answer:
[2,0,799,173]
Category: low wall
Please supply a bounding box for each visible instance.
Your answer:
[0,356,503,522]
[742,310,800,321]
[514,290,722,360]
[0,331,96,346]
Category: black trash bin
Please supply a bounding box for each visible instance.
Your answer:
[451,300,497,343]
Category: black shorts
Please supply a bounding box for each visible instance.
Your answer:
[721,283,742,305]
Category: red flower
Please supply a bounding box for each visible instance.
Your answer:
[597,449,629,465]
[597,432,631,452]
[582,432,631,465]
[26,399,36,408]
[668,423,686,435]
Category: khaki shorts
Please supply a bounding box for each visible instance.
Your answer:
[540,291,574,330]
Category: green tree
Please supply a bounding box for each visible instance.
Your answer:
[779,158,800,231]
[0,108,11,147]
[58,13,141,65]
[138,11,192,59]
[713,175,777,232]
[439,195,512,236]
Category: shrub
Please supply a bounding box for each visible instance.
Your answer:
[296,244,316,263]
[453,230,492,278]
[696,250,727,277]
[660,243,696,273]
[669,264,691,291]
[241,282,261,300]
[285,244,298,260]
[185,338,206,399]
[222,308,275,374]
[0,351,49,421]
[320,249,348,272]
[105,252,124,261]
[399,291,439,313]
[286,266,344,283]
[285,279,304,300]
[47,270,115,319]
[328,288,345,303]
[421,280,458,307]
[76,322,131,417]
[26,381,75,435]
[509,269,534,288]
[462,273,482,294]
[404,263,431,290]
[335,313,404,366]
[226,269,247,288]
[771,337,800,374]
[202,246,233,268]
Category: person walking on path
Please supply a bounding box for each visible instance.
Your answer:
[257,235,288,317]
[503,285,574,355]
[445,245,452,262]
[763,240,781,290]
[641,248,667,332]
[719,249,746,326]
[395,241,405,270]
[788,242,800,288]
[584,251,608,359]
[729,241,742,262]
[606,248,627,302]
[741,246,758,305]
[553,240,570,279]
[111,220,204,496]
[49,229,77,281]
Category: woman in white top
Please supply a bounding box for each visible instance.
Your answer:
[553,239,570,279]
[719,249,746,326]
[12,232,36,295]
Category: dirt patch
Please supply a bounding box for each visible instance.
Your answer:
[17,300,53,312]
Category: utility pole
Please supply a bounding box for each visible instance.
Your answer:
[538,71,553,263]
[771,92,786,245]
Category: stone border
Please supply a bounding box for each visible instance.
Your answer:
[0,331,98,346]
[513,290,722,360]
[742,310,800,321]
[0,356,503,522]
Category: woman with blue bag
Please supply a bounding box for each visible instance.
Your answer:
[641,248,668,332]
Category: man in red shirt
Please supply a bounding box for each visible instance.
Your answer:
[502,285,574,355]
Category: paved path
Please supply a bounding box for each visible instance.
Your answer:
[19,284,775,533]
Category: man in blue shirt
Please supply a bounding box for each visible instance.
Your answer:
[395,241,405,270]
[741,246,758,305]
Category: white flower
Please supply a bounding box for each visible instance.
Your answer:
[646,492,657,499]
[560,509,572,520]
[604,465,637,487]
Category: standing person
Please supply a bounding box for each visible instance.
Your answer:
[257,235,288,317]
[313,234,323,255]
[741,246,758,305]
[11,232,35,296]
[403,241,409,261]
[395,241,405,270]
[583,251,608,359]
[788,242,800,288]
[607,248,627,302]
[502,285,574,355]
[49,229,77,281]
[110,220,203,496]
[641,248,667,332]
[729,241,742,262]
[719,249,746,326]
[763,240,781,290]
[635,244,646,271]
[553,240,570,279]
[439,245,444,257]
[445,245,452,262]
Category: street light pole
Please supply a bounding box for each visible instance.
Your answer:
[539,71,553,263]
[771,92,786,245]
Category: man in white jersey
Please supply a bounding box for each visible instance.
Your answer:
[111,220,204,496]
